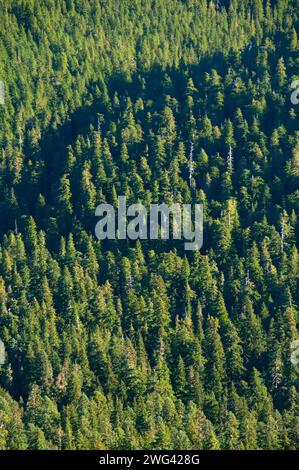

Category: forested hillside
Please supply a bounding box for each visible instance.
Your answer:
[0,0,298,450]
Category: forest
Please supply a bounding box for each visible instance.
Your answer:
[0,0,298,450]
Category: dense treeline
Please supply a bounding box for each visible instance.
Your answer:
[0,0,298,450]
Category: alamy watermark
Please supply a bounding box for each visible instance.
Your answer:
[0,80,4,105]
[0,339,6,365]
[290,340,299,366]
[289,83,299,364]
[290,80,299,105]
[95,196,203,251]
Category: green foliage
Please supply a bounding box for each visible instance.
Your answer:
[0,0,298,450]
